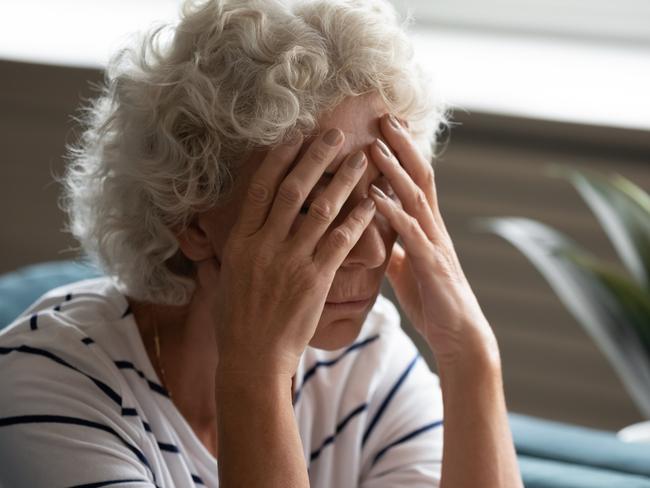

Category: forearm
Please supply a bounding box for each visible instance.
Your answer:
[214,372,308,488]
[432,328,523,488]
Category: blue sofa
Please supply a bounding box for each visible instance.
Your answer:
[1,260,649,487]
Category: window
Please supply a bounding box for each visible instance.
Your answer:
[389,0,650,129]
[390,0,650,45]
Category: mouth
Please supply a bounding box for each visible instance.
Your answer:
[325,295,373,304]
[324,295,374,311]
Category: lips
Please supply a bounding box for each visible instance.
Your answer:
[325,295,373,304]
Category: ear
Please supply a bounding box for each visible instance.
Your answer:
[175,215,214,262]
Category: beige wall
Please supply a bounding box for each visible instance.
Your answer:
[1,59,648,431]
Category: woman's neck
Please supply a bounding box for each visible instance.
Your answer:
[127,296,297,431]
[127,297,219,427]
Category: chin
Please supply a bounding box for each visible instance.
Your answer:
[307,308,372,351]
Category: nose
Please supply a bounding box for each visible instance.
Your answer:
[337,150,388,269]
[314,145,388,270]
[338,217,386,269]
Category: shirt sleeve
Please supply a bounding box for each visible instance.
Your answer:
[0,316,157,488]
[358,329,445,488]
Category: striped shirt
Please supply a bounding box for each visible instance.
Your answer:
[0,276,444,487]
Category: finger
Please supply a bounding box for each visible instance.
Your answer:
[385,241,414,299]
[368,184,433,261]
[370,137,439,243]
[232,131,304,238]
[381,114,432,184]
[292,150,367,253]
[264,128,345,241]
[314,196,376,272]
[380,113,442,220]
[387,241,406,280]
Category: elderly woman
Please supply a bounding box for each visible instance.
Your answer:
[0,0,522,486]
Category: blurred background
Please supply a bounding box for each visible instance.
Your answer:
[1,0,649,432]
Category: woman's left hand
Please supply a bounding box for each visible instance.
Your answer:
[369,113,498,365]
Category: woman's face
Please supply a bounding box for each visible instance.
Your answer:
[197,92,400,350]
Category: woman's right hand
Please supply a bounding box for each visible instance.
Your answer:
[200,128,376,379]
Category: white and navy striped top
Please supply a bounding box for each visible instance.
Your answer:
[0,276,444,487]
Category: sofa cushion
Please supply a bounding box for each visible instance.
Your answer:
[510,412,650,479]
[518,455,650,488]
[0,260,101,329]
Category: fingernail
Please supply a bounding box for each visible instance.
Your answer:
[370,184,386,199]
[375,138,391,158]
[388,114,402,131]
[323,128,342,145]
[348,151,366,168]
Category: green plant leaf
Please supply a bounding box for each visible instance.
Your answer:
[543,164,650,290]
[612,174,650,214]
[470,216,650,419]
[555,248,650,358]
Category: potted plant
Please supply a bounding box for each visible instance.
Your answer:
[469,163,650,442]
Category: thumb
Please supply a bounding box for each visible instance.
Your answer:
[386,242,406,284]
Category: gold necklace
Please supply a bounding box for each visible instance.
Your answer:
[152,310,174,401]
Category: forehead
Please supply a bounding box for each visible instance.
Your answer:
[291,92,388,175]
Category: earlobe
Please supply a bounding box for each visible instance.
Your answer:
[175,217,214,262]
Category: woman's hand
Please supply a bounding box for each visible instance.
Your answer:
[368,113,498,366]
[198,128,376,379]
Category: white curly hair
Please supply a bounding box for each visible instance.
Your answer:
[60,0,450,305]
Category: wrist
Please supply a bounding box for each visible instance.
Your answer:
[217,349,299,380]
[428,320,502,375]
[215,368,293,393]
[214,364,305,487]
[436,341,504,403]
[214,370,294,420]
